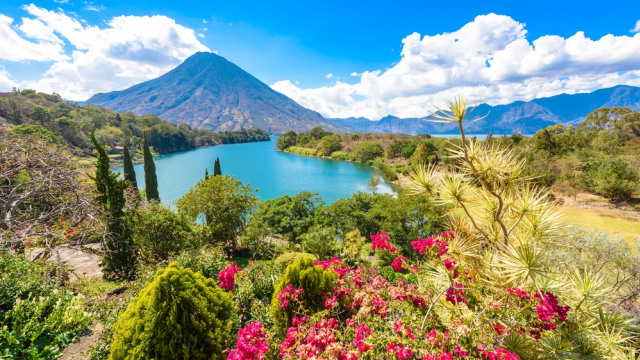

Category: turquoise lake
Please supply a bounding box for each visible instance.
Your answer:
[128,137,394,205]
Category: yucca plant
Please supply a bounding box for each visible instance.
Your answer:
[407,95,638,358]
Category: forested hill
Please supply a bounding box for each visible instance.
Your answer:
[86,52,343,134]
[0,89,270,156]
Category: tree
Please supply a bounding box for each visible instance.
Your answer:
[109,263,235,360]
[204,168,209,180]
[7,99,22,125]
[30,106,51,125]
[276,131,297,150]
[213,157,221,176]
[142,133,160,202]
[91,130,136,280]
[367,174,379,193]
[122,143,137,190]
[177,175,258,247]
[351,141,384,163]
[317,134,342,156]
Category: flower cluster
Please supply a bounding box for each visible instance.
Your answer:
[277,284,303,309]
[315,257,350,278]
[410,232,450,256]
[218,263,242,291]
[371,231,396,252]
[391,257,407,272]
[226,322,269,360]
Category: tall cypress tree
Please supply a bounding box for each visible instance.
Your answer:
[143,133,160,202]
[214,157,222,176]
[205,168,209,180]
[91,130,136,280]
[122,143,138,190]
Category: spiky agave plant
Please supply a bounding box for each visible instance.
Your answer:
[407,95,637,358]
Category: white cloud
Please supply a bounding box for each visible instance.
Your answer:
[0,14,68,61]
[632,20,640,33]
[0,5,209,100]
[350,72,358,77]
[272,13,640,119]
[0,67,17,92]
[326,73,333,79]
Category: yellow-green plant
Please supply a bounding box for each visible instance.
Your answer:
[109,263,236,360]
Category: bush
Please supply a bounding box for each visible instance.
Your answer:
[274,252,317,270]
[330,151,350,161]
[8,124,61,145]
[131,203,196,265]
[269,257,336,335]
[351,141,384,163]
[300,226,341,259]
[580,157,640,201]
[373,160,398,181]
[172,246,228,280]
[286,146,319,157]
[109,263,236,360]
[233,261,283,325]
[0,251,59,319]
[317,134,342,156]
[0,290,92,359]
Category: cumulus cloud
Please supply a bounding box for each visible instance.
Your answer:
[326,73,334,79]
[0,67,17,92]
[272,13,640,119]
[0,4,209,100]
[632,20,640,33]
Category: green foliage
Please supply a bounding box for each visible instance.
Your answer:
[580,157,640,201]
[373,160,398,181]
[30,105,52,125]
[0,252,58,319]
[177,175,258,246]
[317,134,342,156]
[173,246,228,280]
[307,126,332,140]
[583,107,640,141]
[91,130,136,280]
[109,263,236,360]
[8,124,61,145]
[402,141,418,159]
[330,151,350,160]
[286,146,319,156]
[131,203,196,265]
[142,133,160,202]
[277,131,297,150]
[269,257,337,335]
[274,252,317,270]
[351,141,384,163]
[411,141,438,165]
[0,290,92,360]
[122,143,137,190]
[214,157,222,176]
[233,261,283,325]
[7,99,22,124]
[300,225,341,259]
[342,229,367,266]
[247,191,323,242]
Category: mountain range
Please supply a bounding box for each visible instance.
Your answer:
[328,85,640,134]
[86,52,342,134]
[86,52,640,135]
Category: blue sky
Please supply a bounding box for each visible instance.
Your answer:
[1,0,640,118]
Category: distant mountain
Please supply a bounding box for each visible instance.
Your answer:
[86,52,342,134]
[327,85,640,134]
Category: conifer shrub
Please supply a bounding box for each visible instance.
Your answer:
[109,263,236,360]
[273,252,317,270]
[269,257,337,335]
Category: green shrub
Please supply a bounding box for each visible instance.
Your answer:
[172,246,228,280]
[274,252,317,270]
[317,134,342,156]
[131,203,196,265]
[0,290,92,360]
[109,263,236,360]
[351,141,384,163]
[233,261,283,325]
[0,251,59,319]
[373,160,398,181]
[287,146,319,157]
[8,124,61,145]
[330,151,350,161]
[269,257,336,335]
[580,157,640,201]
[300,226,341,259]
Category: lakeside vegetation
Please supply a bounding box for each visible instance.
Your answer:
[0,89,270,158]
[1,96,639,359]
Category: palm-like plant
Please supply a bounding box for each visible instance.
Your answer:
[408,95,638,358]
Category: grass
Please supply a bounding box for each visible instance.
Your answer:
[559,205,640,243]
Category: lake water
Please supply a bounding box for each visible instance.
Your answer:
[127,138,394,206]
